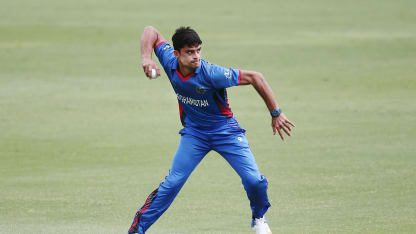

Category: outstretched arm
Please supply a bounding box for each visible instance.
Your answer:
[239,70,295,140]
[140,26,166,79]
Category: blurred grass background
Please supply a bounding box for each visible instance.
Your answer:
[1,0,415,233]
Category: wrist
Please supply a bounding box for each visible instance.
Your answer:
[141,56,152,61]
[270,108,282,117]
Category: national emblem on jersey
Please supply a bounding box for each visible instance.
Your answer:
[195,86,207,95]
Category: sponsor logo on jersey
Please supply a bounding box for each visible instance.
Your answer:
[224,68,232,79]
[177,93,209,107]
[237,137,243,142]
[163,44,171,51]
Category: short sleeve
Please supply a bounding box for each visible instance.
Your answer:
[208,63,241,89]
[154,41,175,71]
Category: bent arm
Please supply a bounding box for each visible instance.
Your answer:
[239,70,279,112]
[141,26,166,60]
[140,26,166,78]
[239,70,295,140]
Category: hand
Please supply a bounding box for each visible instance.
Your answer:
[272,113,295,141]
[141,58,161,79]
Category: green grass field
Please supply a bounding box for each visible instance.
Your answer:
[1,0,415,233]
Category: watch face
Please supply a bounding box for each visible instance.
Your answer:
[271,109,281,117]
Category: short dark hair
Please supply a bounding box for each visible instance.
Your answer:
[172,26,202,51]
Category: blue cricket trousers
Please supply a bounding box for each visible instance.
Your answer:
[128,127,271,234]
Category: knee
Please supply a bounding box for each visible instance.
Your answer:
[243,174,268,192]
[160,171,189,190]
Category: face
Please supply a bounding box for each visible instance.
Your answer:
[174,44,202,69]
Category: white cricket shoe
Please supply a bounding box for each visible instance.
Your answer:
[251,217,272,234]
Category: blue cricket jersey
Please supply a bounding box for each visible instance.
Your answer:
[154,41,243,132]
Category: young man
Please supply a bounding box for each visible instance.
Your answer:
[128,26,295,234]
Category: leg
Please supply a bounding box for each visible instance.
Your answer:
[212,133,271,219]
[128,134,210,234]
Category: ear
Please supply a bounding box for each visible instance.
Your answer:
[174,50,180,58]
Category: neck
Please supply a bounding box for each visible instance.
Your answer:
[178,62,195,77]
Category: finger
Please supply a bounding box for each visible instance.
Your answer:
[287,120,296,127]
[142,64,149,73]
[272,125,276,135]
[143,68,150,77]
[144,69,151,78]
[277,128,284,141]
[282,126,291,136]
[156,68,161,77]
[145,64,153,75]
[146,70,153,79]
[283,122,291,131]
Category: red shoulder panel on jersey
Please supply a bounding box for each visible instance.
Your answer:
[155,41,168,50]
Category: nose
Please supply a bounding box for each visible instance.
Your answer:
[194,52,200,59]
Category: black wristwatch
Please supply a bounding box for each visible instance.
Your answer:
[270,108,282,117]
